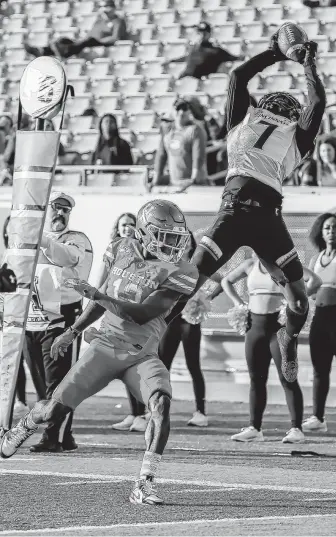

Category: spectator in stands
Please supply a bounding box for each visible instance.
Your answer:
[163,22,243,79]
[0,115,15,186]
[0,0,14,17]
[206,117,228,180]
[82,108,99,129]
[24,0,128,60]
[151,98,207,192]
[91,114,133,166]
[307,136,336,187]
[303,0,336,7]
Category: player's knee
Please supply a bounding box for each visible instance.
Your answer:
[148,391,171,420]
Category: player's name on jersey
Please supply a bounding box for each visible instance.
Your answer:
[111,266,157,289]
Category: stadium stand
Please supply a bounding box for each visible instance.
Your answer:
[0,0,335,165]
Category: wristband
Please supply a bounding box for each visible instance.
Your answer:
[69,326,81,337]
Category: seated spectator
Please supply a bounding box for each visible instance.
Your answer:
[91,114,133,166]
[82,108,99,129]
[0,115,15,186]
[163,22,244,79]
[315,136,336,187]
[303,0,336,6]
[0,0,14,17]
[24,0,128,60]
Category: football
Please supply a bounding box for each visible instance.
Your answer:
[277,21,308,62]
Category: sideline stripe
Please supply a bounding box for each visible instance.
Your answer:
[1,513,336,535]
[0,468,335,495]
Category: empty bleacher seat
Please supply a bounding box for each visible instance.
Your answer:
[65,94,93,117]
[108,41,134,61]
[86,59,112,80]
[74,13,97,33]
[127,111,156,131]
[314,35,331,54]
[25,1,46,17]
[133,41,161,61]
[3,30,26,49]
[2,14,26,32]
[209,93,226,112]
[299,19,320,39]
[145,75,172,94]
[94,93,121,116]
[51,16,74,32]
[219,39,242,57]
[149,93,176,114]
[121,93,148,114]
[137,25,155,42]
[113,59,139,78]
[222,0,247,7]
[238,22,264,40]
[314,6,336,22]
[147,0,170,9]
[3,48,27,63]
[67,115,96,132]
[68,131,98,154]
[65,59,85,79]
[178,9,203,27]
[27,30,51,48]
[134,130,161,153]
[201,74,229,95]
[6,61,27,81]
[118,75,144,95]
[211,22,236,41]
[155,25,181,42]
[6,81,20,99]
[175,0,197,10]
[71,1,95,17]
[199,0,223,9]
[205,8,229,26]
[261,73,293,92]
[317,53,336,76]
[123,0,145,13]
[68,77,89,95]
[279,60,305,76]
[152,10,177,26]
[139,59,164,77]
[250,0,274,7]
[48,1,70,17]
[27,15,50,30]
[256,5,283,23]
[283,5,311,22]
[174,77,200,95]
[229,7,256,23]
[244,38,269,56]
[162,40,188,60]
[126,11,150,31]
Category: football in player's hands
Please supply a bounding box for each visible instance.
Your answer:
[277,22,308,62]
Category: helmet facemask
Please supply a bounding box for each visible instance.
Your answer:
[258,92,301,122]
[144,223,189,264]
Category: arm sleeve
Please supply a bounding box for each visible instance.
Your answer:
[42,234,86,268]
[153,136,167,182]
[295,64,326,158]
[226,50,281,133]
[161,264,199,297]
[191,126,207,178]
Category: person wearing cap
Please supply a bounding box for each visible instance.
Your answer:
[150,98,208,192]
[25,192,93,453]
[24,0,128,60]
[163,22,243,79]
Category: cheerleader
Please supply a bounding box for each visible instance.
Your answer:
[303,213,336,433]
[222,253,321,443]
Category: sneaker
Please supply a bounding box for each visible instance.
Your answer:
[112,415,135,431]
[277,326,298,383]
[130,416,148,432]
[187,411,208,427]
[302,416,328,433]
[129,477,164,505]
[0,417,38,459]
[62,433,78,451]
[30,437,63,453]
[282,428,305,444]
[13,401,30,419]
[231,426,264,442]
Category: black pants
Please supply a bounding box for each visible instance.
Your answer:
[193,176,303,285]
[159,315,205,414]
[25,301,82,442]
[246,312,303,430]
[30,37,105,59]
[309,305,336,420]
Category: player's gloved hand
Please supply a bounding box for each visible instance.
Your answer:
[299,40,318,67]
[64,278,98,300]
[51,329,76,361]
[0,263,17,293]
[268,30,287,61]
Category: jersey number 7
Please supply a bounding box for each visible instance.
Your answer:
[254,121,278,150]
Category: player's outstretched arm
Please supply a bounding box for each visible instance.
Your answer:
[296,41,326,158]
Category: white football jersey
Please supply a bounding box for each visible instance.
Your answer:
[226,106,301,193]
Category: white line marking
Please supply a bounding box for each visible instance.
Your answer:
[1,513,336,535]
[0,468,336,495]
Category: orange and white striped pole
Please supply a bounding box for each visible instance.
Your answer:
[0,57,71,431]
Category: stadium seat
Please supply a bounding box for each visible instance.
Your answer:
[11,0,23,15]
[247,75,261,92]
[127,111,156,131]
[155,25,181,42]
[65,59,85,79]
[48,2,70,18]
[71,1,95,17]
[94,93,121,116]
[244,38,269,56]
[86,59,112,80]
[250,0,274,6]
[137,25,155,42]
[222,0,247,7]
[6,61,27,81]
[2,14,26,32]
[149,93,177,114]
[68,77,89,95]
[139,59,164,78]
[0,97,9,114]
[27,30,51,48]
[0,79,7,95]
[51,16,74,32]
[108,41,134,61]
[6,81,20,99]
[178,9,203,27]
[209,93,226,112]
[118,75,144,95]
[165,62,187,79]
[25,2,46,17]
[229,7,256,23]
[174,77,200,94]
[210,22,236,41]
[68,131,98,153]
[199,0,223,9]
[283,5,311,22]
[314,7,336,22]
[205,8,230,26]
[152,10,177,27]
[261,73,293,92]
[325,90,336,108]
[145,75,172,94]
[113,59,139,78]
[65,94,93,117]
[201,73,229,95]
[219,39,242,57]
[3,48,27,63]
[314,35,330,54]
[67,115,96,132]
[175,0,197,10]
[147,0,170,10]
[279,60,305,76]
[317,53,336,76]
[54,28,79,41]
[3,31,26,49]
[126,11,150,31]
[256,6,283,23]
[133,41,161,61]
[322,21,336,40]
[123,0,145,13]
[320,75,336,92]
[27,15,50,31]
[121,93,148,114]
[299,19,320,39]
[134,130,161,153]
[74,13,97,33]
[162,40,188,60]
[238,22,264,40]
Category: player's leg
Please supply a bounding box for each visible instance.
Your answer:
[251,210,308,383]
[270,329,304,443]
[158,314,182,371]
[0,339,120,458]
[231,313,271,442]
[123,356,171,505]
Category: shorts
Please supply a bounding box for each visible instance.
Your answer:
[52,336,172,409]
[193,176,303,285]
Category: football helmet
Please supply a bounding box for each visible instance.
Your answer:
[258,92,302,122]
[136,200,189,264]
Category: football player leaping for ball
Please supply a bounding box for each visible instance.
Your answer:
[192,31,326,383]
[0,200,198,506]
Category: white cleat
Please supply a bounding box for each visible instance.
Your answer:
[112,415,135,431]
[130,416,148,432]
[187,411,208,427]
[302,416,327,433]
[129,478,164,505]
[0,417,38,458]
[282,428,305,444]
[231,426,264,442]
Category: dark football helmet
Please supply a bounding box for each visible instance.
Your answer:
[136,200,189,264]
[258,92,302,122]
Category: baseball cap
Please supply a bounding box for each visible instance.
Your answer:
[49,191,75,208]
[195,22,211,33]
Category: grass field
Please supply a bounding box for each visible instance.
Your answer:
[1,396,336,537]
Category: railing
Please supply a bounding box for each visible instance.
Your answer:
[55,164,150,188]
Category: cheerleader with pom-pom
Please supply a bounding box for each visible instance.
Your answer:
[221,252,321,444]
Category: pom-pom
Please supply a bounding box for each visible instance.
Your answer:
[225,304,249,335]
[181,290,212,325]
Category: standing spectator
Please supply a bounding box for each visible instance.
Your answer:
[24,0,128,59]
[151,99,207,192]
[303,213,336,433]
[26,192,92,453]
[0,115,15,185]
[95,212,148,432]
[163,22,243,79]
[91,114,133,166]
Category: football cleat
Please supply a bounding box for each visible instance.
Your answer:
[302,416,328,433]
[129,477,164,505]
[231,426,264,442]
[0,417,38,458]
[277,326,298,383]
[282,428,305,444]
[187,411,208,427]
[112,415,135,431]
